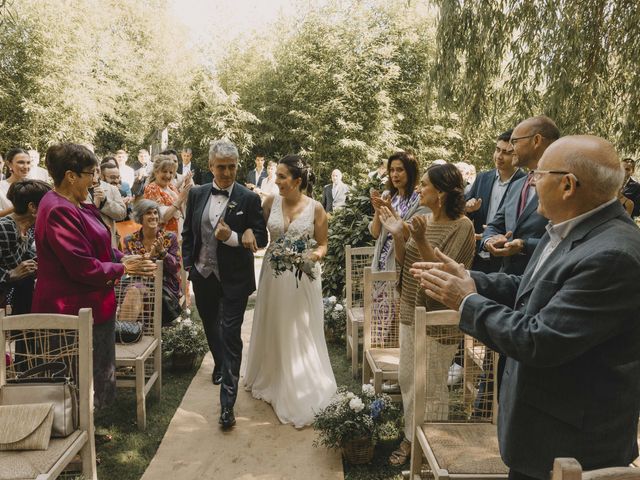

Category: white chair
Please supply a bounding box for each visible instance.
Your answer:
[362,267,401,402]
[114,260,163,430]
[345,245,374,378]
[0,308,97,480]
[409,307,508,480]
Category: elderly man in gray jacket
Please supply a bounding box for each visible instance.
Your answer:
[414,135,640,480]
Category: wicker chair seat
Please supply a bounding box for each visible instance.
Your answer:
[348,307,364,324]
[115,336,157,360]
[368,348,400,372]
[0,430,84,479]
[421,423,507,475]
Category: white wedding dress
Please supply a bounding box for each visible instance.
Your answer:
[244,195,337,428]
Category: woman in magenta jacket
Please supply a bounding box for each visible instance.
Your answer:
[32,143,155,408]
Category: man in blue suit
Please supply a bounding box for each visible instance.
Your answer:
[481,116,560,275]
[466,129,525,273]
[415,135,640,480]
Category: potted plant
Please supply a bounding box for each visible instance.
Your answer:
[323,296,346,342]
[162,318,209,371]
[313,385,401,464]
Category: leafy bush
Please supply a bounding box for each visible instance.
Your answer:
[313,385,401,450]
[322,175,383,297]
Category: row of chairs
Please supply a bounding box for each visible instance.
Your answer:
[0,262,164,478]
[344,245,506,478]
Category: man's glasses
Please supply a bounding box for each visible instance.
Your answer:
[510,134,537,145]
[531,169,580,186]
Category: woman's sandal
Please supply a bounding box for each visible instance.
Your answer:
[389,439,411,466]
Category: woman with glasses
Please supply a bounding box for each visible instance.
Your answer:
[32,143,156,409]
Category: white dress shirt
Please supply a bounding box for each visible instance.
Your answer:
[206,182,239,248]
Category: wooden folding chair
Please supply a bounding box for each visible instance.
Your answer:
[552,458,640,480]
[114,260,163,430]
[0,308,97,480]
[345,245,374,378]
[409,307,508,480]
[362,267,401,402]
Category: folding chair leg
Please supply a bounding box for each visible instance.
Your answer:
[154,350,162,399]
[410,435,423,479]
[81,435,98,480]
[135,359,146,430]
[351,332,359,378]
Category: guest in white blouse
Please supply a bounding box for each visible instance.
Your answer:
[0,148,32,217]
[257,161,279,199]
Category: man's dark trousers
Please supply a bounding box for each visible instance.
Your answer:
[190,268,248,408]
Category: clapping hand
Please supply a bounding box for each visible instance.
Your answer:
[371,191,392,213]
[409,248,476,310]
[9,259,37,281]
[408,214,428,243]
[92,185,105,207]
[148,237,166,259]
[485,231,524,257]
[122,255,157,276]
[465,198,482,213]
[215,218,232,242]
[378,206,404,236]
[241,228,258,252]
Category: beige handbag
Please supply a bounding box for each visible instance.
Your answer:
[0,403,54,451]
[1,362,78,437]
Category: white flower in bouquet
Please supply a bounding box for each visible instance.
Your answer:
[346,391,356,399]
[349,397,365,412]
[328,296,337,304]
[334,303,343,311]
[361,384,375,396]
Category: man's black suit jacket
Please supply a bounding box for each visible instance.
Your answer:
[321,184,334,212]
[622,177,640,217]
[182,182,267,297]
[246,168,267,188]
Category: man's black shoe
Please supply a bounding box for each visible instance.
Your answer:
[219,407,236,429]
[212,371,223,385]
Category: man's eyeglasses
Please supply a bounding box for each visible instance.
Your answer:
[510,134,537,146]
[532,169,580,186]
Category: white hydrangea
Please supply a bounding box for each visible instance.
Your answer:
[334,303,343,311]
[349,397,365,413]
[346,391,356,399]
[328,296,337,304]
[362,384,375,395]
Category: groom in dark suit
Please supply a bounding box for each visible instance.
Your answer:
[182,139,268,429]
[416,135,640,480]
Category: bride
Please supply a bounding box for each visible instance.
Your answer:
[243,155,337,428]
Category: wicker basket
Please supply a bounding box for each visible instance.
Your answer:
[341,437,375,464]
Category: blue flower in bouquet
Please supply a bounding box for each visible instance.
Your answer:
[370,399,384,419]
[292,238,307,253]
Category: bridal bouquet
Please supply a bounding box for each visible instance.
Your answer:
[269,235,318,286]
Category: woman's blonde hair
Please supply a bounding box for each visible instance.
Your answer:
[149,154,177,183]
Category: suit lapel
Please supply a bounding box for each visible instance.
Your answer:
[193,185,210,238]
[515,192,539,228]
[223,182,243,223]
[504,176,525,232]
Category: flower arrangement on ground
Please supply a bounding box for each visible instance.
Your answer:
[313,385,401,461]
[323,296,346,341]
[162,318,209,369]
[269,234,318,286]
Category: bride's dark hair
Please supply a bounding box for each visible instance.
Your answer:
[278,154,315,196]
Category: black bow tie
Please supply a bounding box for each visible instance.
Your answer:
[211,187,229,197]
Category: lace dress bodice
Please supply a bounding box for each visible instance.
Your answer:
[267,195,315,242]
